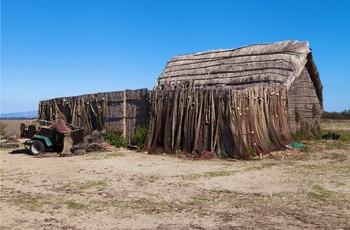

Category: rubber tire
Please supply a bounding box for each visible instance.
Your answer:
[53,145,63,153]
[30,140,46,155]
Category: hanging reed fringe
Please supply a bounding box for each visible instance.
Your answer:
[145,86,291,159]
[38,89,150,146]
[38,95,109,131]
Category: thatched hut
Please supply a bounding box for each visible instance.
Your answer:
[37,40,322,159]
[146,40,322,158]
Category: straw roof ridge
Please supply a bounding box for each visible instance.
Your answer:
[162,68,293,79]
[170,50,308,63]
[156,40,319,91]
[170,40,308,60]
[164,59,293,74]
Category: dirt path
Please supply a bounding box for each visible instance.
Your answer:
[1,138,349,229]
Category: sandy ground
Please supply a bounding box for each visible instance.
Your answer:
[0,121,350,229]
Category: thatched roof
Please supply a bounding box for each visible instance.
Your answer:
[156,40,322,104]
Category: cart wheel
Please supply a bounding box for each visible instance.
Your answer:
[30,140,46,155]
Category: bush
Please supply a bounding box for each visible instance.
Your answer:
[300,145,311,153]
[106,131,127,148]
[133,126,148,150]
[218,150,228,158]
[175,148,182,155]
[0,121,7,138]
[322,109,350,120]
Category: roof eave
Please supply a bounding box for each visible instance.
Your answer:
[306,52,323,108]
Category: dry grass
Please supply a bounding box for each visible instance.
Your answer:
[0,120,31,137]
[1,119,350,229]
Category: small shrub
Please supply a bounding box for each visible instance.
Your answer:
[0,122,7,137]
[106,131,127,148]
[219,150,228,158]
[247,147,257,157]
[268,140,275,148]
[300,145,311,152]
[132,126,148,150]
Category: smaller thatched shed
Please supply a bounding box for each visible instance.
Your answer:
[38,88,150,146]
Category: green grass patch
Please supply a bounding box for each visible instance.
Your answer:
[185,170,237,180]
[307,185,332,201]
[321,152,348,162]
[327,141,345,148]
[283,161,297,166]
[110,198,164,209]
[300,145,311,152]
[65,200,87,209]
[204,171,236,177]
[9,193,53,212]
[246,162,278,171]
[86,152,126,160]
[174,182,195,187]
[104,152,126,157]
[78,180,110,190]
[331,152,348,162]
[320,130,350,142]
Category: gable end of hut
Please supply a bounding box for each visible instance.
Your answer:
[287,51,323,134]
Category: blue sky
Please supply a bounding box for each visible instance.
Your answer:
[1,0,349,113]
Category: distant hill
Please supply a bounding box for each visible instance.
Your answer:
[0,111,37,119]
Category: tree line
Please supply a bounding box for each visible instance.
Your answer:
[322,109,350,119]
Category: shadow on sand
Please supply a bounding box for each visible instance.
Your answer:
[9,149,31,155]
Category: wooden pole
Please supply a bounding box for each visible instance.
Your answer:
[123,90,127,138]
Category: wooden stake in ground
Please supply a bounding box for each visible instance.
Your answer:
[61,132,73,157]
